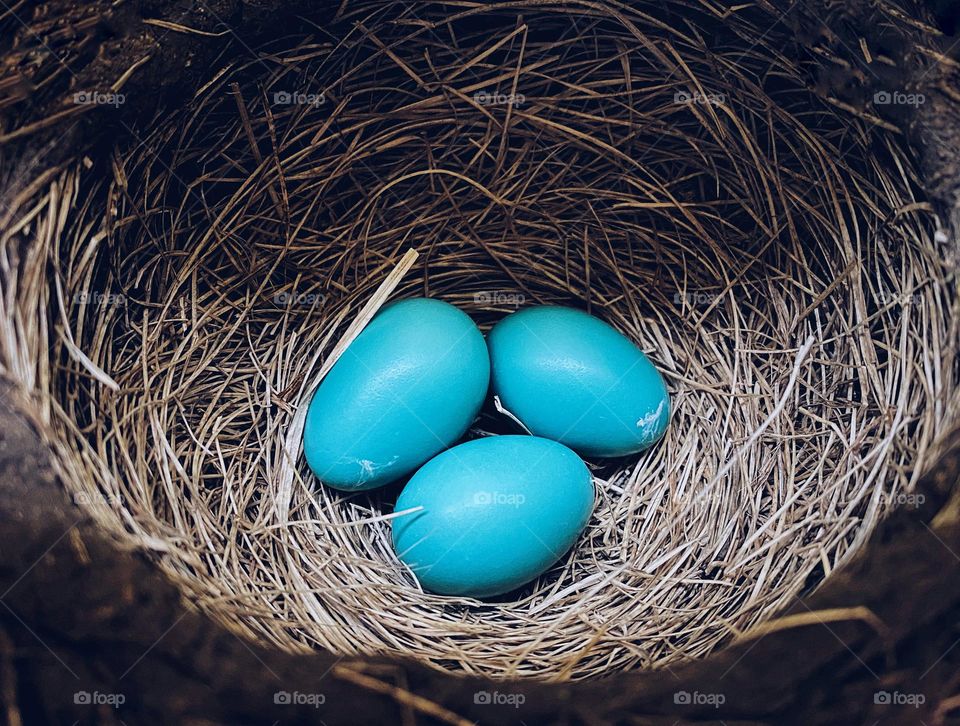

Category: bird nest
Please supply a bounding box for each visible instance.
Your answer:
[27,1,957,680]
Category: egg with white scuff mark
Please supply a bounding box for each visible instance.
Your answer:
[303,298,490,491]
[392,435,594,598]
[487,305,670,457]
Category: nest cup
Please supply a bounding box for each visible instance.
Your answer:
[36,2,957,680]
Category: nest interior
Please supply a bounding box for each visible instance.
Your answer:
[21,1,958,681]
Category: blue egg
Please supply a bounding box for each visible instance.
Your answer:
[392,435,594,598]
[303,298,490,491]
[487,306,670,457]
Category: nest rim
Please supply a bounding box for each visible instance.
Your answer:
[21,0,960,682]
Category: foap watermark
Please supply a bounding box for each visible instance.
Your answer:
[73,491,124,507]
[890,491,926,509]
[874,690,925,708]
[474,90,526,106]
[674,690,726,708]
[474,690,525,708]
[273,290,327,306]
[473,491,525,508]
[75,291,126,306]
[273,90,326,107]
[73,91,126,107]
[673,291,720,307]
[474,290,526,307]
[875,290,923,306]
[74,691,125,708]
[873,90,925,107]
[274,691,326,708]
[674,90,725,106]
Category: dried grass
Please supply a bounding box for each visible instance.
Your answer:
[5,0,959,681]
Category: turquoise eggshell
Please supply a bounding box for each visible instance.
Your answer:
[303,298,490,491]
[392,435,594,598]
[487,306,670,457]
